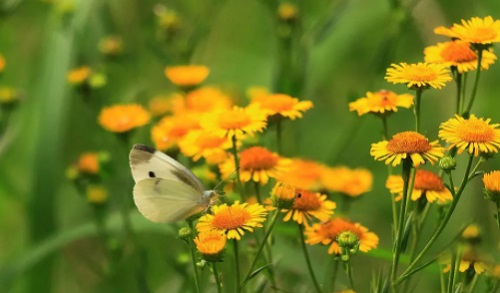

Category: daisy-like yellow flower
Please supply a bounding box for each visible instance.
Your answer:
[200,105,267,139]
[78,152,100,174]
[86,185,108,204]
[67,66,91,85]
[371,131,445,167]
[385,62,452,89]
[151,114,200,151]
[164,65,209,87]
[434,16,500,45]
[98,36,123,56]
[219,146,291,185]
[424,40,497,73]
[278,159,327,190]
[179,130,232,164]
[197,201,268,240]
[305,218,379,254]
[441,249,486,274]
[282,189,336,226]
[386,169,452,203]
[483,171,500,202]
[148,93,184,117]
[0,53,5,72]
[348,90,414,116]
[193,230,227,262]
[321,166,373,197]
[98,104,150,133]
[251,92,313,120]
[439,114,500,157]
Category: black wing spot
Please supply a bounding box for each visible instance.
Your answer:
[134,144,156,154]
[149,171,156,178]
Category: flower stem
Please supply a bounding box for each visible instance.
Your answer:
[344,261,356,291]
[331,258,339,291]
[254,182,262,204]
[446,247,457,293]
[381,116,398,239]
[233,239,241,293]
[187,220,201,293]
[213,263,223,293]
[397,155,474,284]
[454,70,462,114]
[463,49,484,117]
[496,202,500,232]
[230,134,243,198]
[276,119,283,154]
[241,210,280,289]
[298,224,323,293]
[414,88,422,133]
[391,159,412,288]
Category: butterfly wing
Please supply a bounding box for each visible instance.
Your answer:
[133,178,206,223]
[129,144,205,193]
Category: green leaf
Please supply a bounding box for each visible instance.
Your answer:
[242,263,274,286]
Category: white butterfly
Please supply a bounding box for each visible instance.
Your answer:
[129,144,217,223]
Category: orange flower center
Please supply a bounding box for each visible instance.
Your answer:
[405,66,438,82]
[455,118,495,142]
[212,206,251,229]
[196,132,226,148]
[293,190,322,211]
[387,131,432,154]
[369,90,397,107]
[218,111,251,130]
[240,147,278,171]
[440,41,477,63]
[414,170,445,191]
[319,219,362,241]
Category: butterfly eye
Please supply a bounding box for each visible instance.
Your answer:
[148,171,156,178]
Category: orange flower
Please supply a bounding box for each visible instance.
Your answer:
[278,159,327,190]
[0,53,5,72]
[179,87,233,114]
[434,16,500,45]
[98,36,123,56]
[194,230,227,262]
[179,130,232,164]
[305,218,379,254]
[148,93,184,117]
[219,146,291,185]
[386,169,452,203]
[348,90,413,116]
[322,166,373,197]
[251,92,313,120]
[98,104,150,133]
[197,201,268,240]
[281,189,336,226]
[200,105,267,139]
[151,114,200,151]
[78,152,100,174]
[164,65,209,87]
[67,66,91,85]
[483,171,500,202]
[385,62,452,89]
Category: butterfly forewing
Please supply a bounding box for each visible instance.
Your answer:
[133,178,206,223]
[129,144,205,193]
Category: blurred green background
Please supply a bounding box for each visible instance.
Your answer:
[1,0,500,292]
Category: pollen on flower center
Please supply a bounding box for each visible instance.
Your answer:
[293,190,322,211]
[321,219,362,240]
[440,42,477,63]
[218,112,251,129]
[414,170,445,191]
[406,67,438,81]
[386,131,432,154]
[456,119,495,142]
[240,147,279,171]
[211,206,251,229]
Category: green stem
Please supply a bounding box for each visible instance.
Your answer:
[397,155,474,284]
[381,116,398,238]
[496,202,500,232]
[345,261,355,291]
[414,88,422,133]
[187,221,201,293]
[213,263,223,293]
[466,273,479,293]
[463,49,484,116]
[233,239,241,293]
[254,182,262,204]
[276,119,283,154]
[391,159,412,288]
[331,258,339,292]
[241,210,280,288]
[230,135,243,198]
[452,245,463,290]
[440,265,447,293]
[460,73,467,114]
[454,70,462,114]
[447,247,457,293]
[490,280,500,293]
[298,224,323,293]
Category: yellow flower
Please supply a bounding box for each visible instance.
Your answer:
[386,169,452,203]
[148,93,184,117]
[277,3,298,21]
[305,218,379,254]
[462,224,480,241]
[151,114,200,151]
[98,36,123,56]
[0,53,5,72]
[424,40,497,73]
[439,115,500,157]
[67,66,91,85]
[348,90,413,116]
[197,201,268,240]
[219,146,291,185]
[385,62,452,89]
[441,249,486,274]
[321,166,373,197]
[98,104,150,133]
[86,185,108,204]
[434,16,500,45]
[194,230,227,262]
[251,92,313,120]
[78,152,100,174]
[180,86,233,114]
[483,171,500,202]
[371,131,445,167]
[271,181,297,208]
[282,189,336,226]
[278,159,326,190]
[179,130,232,164]
[200,105,267,139]
[0,86,20,104]
[164,65,209,87]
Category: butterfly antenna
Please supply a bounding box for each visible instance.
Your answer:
[213,166,239,192]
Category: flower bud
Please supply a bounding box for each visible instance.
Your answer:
[439,156,456,172]
[178,227,192,241]
[271,181,297,209]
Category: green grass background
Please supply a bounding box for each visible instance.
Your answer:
[1,0,500,292]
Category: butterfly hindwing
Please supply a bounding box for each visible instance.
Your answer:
[133,178,206,223]
[129,144,205,193]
